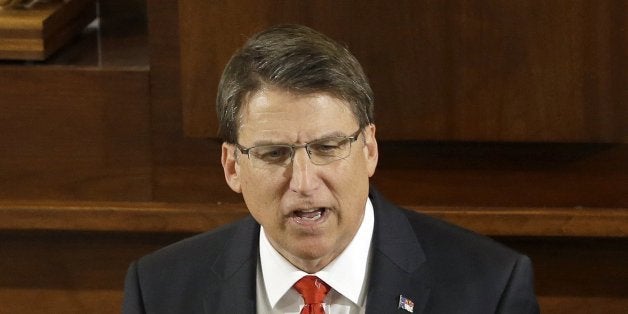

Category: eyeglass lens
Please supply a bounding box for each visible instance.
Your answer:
[248,136,353,167]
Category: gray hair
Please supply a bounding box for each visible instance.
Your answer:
[216,24,374,143]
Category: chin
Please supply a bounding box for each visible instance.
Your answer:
[293,242,339,263]
[288,238,326,255]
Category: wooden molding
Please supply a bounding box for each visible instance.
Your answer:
[1,201,626,237]
[417,206,628,237]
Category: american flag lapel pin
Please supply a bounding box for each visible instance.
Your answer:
[398,294,414,313]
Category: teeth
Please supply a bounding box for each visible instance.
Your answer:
[294,208,325,221]
[304,211,321,220]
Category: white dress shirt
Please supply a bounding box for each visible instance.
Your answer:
[256,199,375,314]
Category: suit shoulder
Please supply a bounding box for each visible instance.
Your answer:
[124,216,259,312]
[400,207,520,261]
[136,216,257,274]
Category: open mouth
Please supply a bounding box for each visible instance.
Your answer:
[293,207,327,224]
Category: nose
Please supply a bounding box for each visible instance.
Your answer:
[288,147,320,195]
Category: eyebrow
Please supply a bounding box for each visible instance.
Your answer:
[249,130,351,147]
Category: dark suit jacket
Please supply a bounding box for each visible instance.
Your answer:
[123,188,539,313]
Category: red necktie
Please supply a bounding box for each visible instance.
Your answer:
[293,275,331,314]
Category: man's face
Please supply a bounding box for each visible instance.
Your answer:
[221,87,378,272]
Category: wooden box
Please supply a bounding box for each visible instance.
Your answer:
[0,0,96,60]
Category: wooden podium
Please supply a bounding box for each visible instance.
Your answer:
[0,0,96,60]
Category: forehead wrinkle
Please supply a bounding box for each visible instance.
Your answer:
[238,88,358,145]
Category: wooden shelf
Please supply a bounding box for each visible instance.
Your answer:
[374,142,628,209]
[0,0,148,69]
[0,201,248,233]
[418,206,628,237]
[1,201,626,237]
[0,0,97,60]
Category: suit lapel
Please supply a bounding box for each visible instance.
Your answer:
[204,216,259,314]
[366,188,431,314]
[199,188,431,313]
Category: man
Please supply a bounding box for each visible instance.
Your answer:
[123,24,539,313]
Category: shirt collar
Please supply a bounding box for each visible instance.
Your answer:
[259,198,375,308]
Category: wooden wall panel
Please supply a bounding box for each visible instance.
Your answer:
[1,231,626,313]
[0,68,152,201]
[148,2,240,203]
[374,142,628,208]
[503,237,628,314]
[171,0,628,203]
[0,231,189,314]
[180,0,627,142]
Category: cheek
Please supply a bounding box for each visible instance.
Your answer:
[325,160,370,201]
[341,154,371,182]
[240,170,285,206]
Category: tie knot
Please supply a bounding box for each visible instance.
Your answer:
[293,275,331,305]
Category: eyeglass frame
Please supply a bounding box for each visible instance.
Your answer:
[235,128,363,167]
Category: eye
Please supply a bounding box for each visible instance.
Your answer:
[251,146,292,163]
[313,144,339,152]
[310,139,346,156]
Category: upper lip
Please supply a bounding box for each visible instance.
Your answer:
[284,204,328,216]
[283,197,330,215]
[296,208,321,212]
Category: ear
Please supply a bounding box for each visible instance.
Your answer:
[221,143,242,193]
[362,124,379,177]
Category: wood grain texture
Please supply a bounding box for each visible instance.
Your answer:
[502,237,628,314]
[148,1,242,203]
[0,201,249,233]
[0,230,626,313]
[1,201,626,237]
[0,0,97,60]
[373,142,628,208]
[0,230,190,314]
[179,0,627,142]
[0,67,152,201]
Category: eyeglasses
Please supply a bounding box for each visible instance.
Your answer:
[236,128,362,169]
